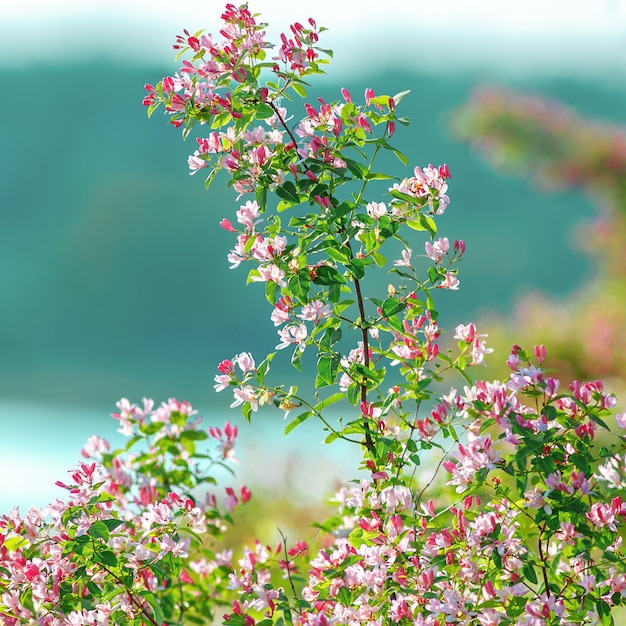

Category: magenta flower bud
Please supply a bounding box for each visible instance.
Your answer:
[341,87,352,103]
[240,485,252,502]
[438,163,451,179]
[358,114,372,133]
[535,344,547,364]
[332,116,342,136]
[217,359,235,375]
[162,76,175,93]
[314,195,330,209]
[224,421,238,440]
[365,87,375,106]
[220,218,237,232]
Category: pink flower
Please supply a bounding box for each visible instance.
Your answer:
[251,264,286,287]
[158,534,190,558]
[366,201,387,220]
[276,324,308,351]
[470,337,493,366]
[424,237,450,263]
[393,248,412,268]
[454,323,477,343]
[220,218,237,232]
[188,153,207,174]
[437,272,459,290]
[298,300,332,324]
[218,359,235,375]
[234,352,255,374]
[236,200,261,233]
[230,385,258,411]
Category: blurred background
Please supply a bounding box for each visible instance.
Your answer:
[1,0,626,512]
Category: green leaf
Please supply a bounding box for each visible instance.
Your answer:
[276,181,300,204]
[142,592,165,626]
[425,290,435,313]
[392,149,408,166]
[365,172,394,181]
[313,265,346,286]
[265,278,277,304]
[204,168,218,190]
[381,297,407,318]
[590,413,611,431]
[332,201,354,218]
[392,89,411,104]
[256,353,274,384]
[181,430,208,442]
[256,185,268,211]
[103,518,125,532]
[597,599,613,626]
[316,354,340,388]
[369,95,391,107]
[255,103,275,119]
[522,562,538,585]
[95,549,118,567]
[292,82,307,98]
[88,521,110,541]
[291,347,303,371]
[347,382,359,405]
[325,245,350,264]
[289,269,311,304]
[285,411,313,435]
[3,535,28,551]
[334,299,354,315]
[320,327,342,349]
[242,402,252,422]
[347,259,365,280]
[314,392,346,412]
[372,251,386,267]
[328,283,341,303]
[352,363,385,385]
[343,158,369,180]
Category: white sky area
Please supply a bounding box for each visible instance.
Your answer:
[0,0,625,77]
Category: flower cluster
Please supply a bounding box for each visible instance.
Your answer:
[144,4,327,197]
[226,347,626,626]
[6,5,626,626]
[0,399,249,625]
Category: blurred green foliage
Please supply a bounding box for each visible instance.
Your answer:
[454,87,626,396]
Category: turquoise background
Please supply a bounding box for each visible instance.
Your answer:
[1,59,625,511]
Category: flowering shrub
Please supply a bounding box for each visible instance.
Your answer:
[3,6,626,626]
[0,399,250,625]
[453,87,626,388]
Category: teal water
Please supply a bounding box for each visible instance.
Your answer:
[0,401,361,513]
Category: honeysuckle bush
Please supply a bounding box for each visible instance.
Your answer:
[3,6,626,626]
[0,399,252,625]
[452,88,626,388]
